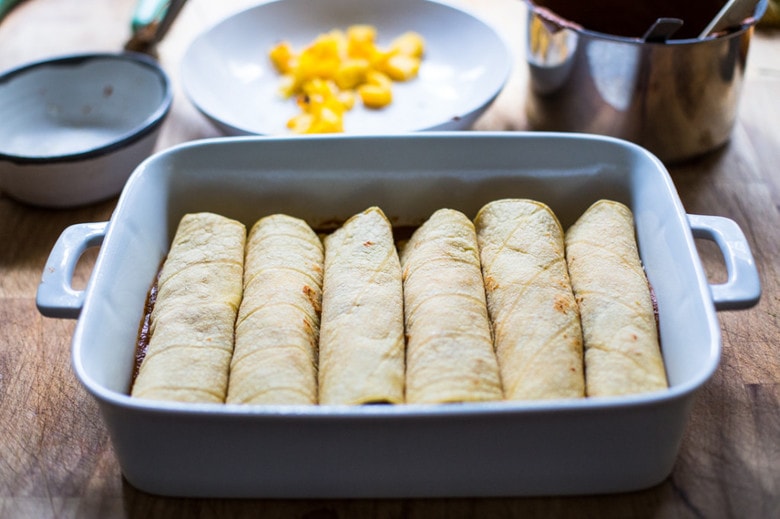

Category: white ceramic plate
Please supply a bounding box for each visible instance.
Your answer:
[181,0,512,135]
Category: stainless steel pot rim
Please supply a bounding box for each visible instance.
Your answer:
[524,0,768,44]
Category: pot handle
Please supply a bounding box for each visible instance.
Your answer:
[36,222,108,319]
[687,214,761,311]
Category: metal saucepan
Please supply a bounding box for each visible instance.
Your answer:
[523,0,768,163]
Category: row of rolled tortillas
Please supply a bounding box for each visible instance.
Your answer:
[130,199,668,405]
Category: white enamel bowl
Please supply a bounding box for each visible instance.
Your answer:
[0,52,172,208]
[181,0,512,135]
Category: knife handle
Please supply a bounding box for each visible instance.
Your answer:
[0,0,25,23]
[127,0,188,52]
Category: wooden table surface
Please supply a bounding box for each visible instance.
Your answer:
[1,0,778,517]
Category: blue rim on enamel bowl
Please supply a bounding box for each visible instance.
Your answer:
[0,52,172,165]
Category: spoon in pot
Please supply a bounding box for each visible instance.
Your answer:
[699,0,757,38]
[642,17,684,43]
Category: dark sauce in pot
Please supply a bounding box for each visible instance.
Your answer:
[529,0,726,40]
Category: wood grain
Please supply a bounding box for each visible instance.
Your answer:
[1,0,778,517]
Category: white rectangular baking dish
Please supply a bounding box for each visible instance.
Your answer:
[37,133,760,498]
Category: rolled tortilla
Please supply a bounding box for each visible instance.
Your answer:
[401,208,503,404]
[131,212,246,403]
[318,207,405,405]
[564,200,667,396]
[226,214,323,405]
[475,199,585,400]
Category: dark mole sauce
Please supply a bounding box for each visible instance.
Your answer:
[132,268,161,387]
[648,275,661,338]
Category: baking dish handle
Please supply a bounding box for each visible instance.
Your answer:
[687,214,761,311]
[36,222,108,319]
